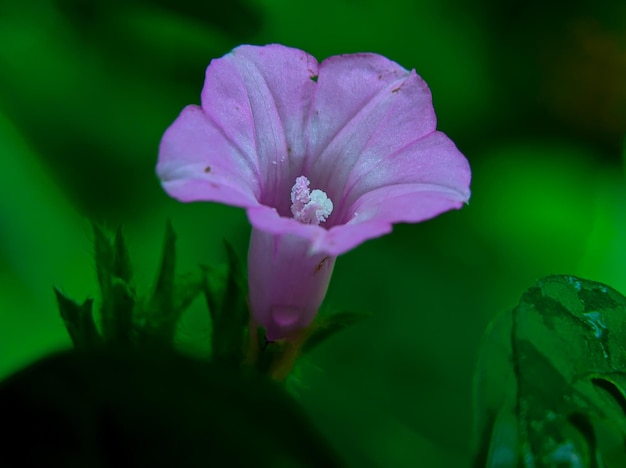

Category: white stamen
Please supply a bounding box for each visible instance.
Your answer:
[290,176,333,225]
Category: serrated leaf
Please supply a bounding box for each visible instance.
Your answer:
[302,312,370,354]
[54,288,101,348]
[113,226,133,284]
[223,241,248,299]
[92,223,114,296]
[138,274,207,347]
[105,279,135,345]
[203,241,249,365]
[174,270,206,313]
[92,223,136,345]
[474,275,626,466]
[202,263,227,323]
[135,221,181,345]
[151,220,176,312]
[136,223,206,346]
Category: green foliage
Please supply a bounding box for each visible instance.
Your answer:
[45,226,360,464]
[302,311,370,354]
[53,289,100,349]
[474,275,626,467]
[56,223,207,349]
[202,241,249,365]
[93,224,135,345]
[138,220,205,346]
[56,223,363,382]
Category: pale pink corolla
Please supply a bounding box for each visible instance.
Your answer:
[158,44,471,340]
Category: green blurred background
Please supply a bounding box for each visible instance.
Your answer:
[1,0,625,465]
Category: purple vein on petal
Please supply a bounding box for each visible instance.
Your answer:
[303,73,408,180]
[337,131,439,220]
[248,66,288,204]
[305,77,411,228]
[233,56,293,212]
[202,109,263,191]
[332,88,420,222]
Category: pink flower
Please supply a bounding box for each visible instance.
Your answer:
[158,44,471,341]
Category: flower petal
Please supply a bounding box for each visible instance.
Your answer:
[340,131,471,222]
[246,205,328,250]
[157,105,259,208]
[306,132,470,256]
[303,54,437,217]
[201,44,319,215]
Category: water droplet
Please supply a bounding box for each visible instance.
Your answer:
[272,306,301,327]
[567,276,582,291]
[583,311,606,339]
[548,441,584,467]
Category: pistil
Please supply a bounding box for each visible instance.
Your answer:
[290,176,333,225]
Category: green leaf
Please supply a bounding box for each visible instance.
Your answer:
[174,270,206,313]
[108,278,135,343]
[138,220,176,343]
[151,220,176,313]
[92,223,115,297]
[474,275,626,466]
[135,221,205,346]
[53,288,101,349]
[92,223,135,345]
[202,263,227,323]
[113,226,133,284]
[203,241,249,365]
[302,311,370,354]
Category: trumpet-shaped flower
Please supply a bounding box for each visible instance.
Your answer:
[158,44,471,340]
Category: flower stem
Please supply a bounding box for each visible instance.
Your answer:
[268,329,309,381]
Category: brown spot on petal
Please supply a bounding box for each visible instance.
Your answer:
[204,166,211,173]
[391,86,401,93]
[315,257,330,274]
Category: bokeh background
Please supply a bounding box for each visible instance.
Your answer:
[1,0,625,465]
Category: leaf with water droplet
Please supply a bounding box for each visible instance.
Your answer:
[474,275,626,466]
